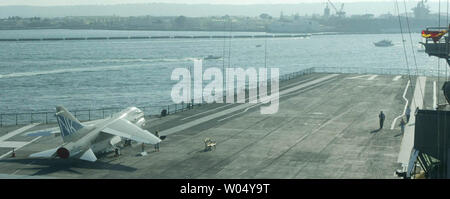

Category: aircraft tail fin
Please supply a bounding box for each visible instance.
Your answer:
[55,106,84,142]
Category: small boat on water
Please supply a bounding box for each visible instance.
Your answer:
[204,55,222,60]
[417,44,426,52]
[374,40,394,47]
[417,38,426,52]
[256,44,262,48]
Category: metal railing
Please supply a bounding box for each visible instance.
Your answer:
[278,67,315,81]
[313,66,445,77]
[0,103,195,127]
[0,66,436,127]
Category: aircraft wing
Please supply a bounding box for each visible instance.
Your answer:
[102,118,161,144]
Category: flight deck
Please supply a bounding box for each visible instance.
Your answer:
[0,72,444,179]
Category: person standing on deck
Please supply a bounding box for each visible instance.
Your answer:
[154,130,160,152]
[405,107,411,123]
[379,111,386,129]
[399,118,406,134]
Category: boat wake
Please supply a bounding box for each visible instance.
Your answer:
[0,64,145,79]
[0,57,197,79]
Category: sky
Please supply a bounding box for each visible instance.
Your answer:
[0,0,441,17]
[0,0,430,6]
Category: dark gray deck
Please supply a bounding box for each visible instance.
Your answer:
[0,73,434,179]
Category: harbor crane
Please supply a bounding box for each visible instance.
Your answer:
[327,0,346,18]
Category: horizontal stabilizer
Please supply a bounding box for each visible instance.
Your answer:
[79,148,97,162]
[29,148,58,158]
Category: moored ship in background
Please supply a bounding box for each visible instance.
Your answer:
[374,39,394,47]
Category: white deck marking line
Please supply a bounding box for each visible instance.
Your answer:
[181,104,234,121]
[346,74,371,79]
[367,75,378,80]
[0,141,29,148]
[217,76,335,122]
[180,76,316,121]
[0,123,40,142]
[433,81,437,109]
[0,136,42,159]
[217,104,259,122]
[159,74,339,136]
[393,75,402,81]
[397,76,427,171]
[390,80,410,130]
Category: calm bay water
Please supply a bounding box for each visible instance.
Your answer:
[0,29,441,113]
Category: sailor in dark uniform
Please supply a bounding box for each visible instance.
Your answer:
[379,111,385,129]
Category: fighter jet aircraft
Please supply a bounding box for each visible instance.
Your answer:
[26,106,161,162]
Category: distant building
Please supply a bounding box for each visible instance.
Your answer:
[268,18,322,33]
[324,3,331,18]
[379,13,394,19]
[412,0,430,19]
[350,14,374,19]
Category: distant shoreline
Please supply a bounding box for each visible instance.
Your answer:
[0,28,409,36]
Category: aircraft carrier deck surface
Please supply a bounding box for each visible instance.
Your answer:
[0,73,443,179]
